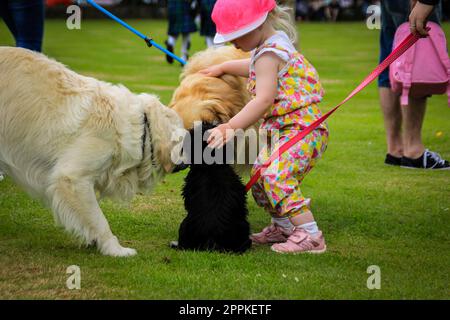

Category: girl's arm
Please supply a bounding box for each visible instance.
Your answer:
[228,53,279,129]
[199,58,251,78]
[207,53,280,148]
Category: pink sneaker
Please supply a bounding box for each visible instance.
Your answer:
[271,228,326,254]
[250,223,294,244]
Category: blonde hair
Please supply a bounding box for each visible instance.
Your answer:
[266,4,298,45]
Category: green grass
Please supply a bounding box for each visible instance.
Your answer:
[0,20,449,299]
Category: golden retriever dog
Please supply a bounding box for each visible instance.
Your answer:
[0,47,184,257]
[169,46,262,172]
[169,46,251,129]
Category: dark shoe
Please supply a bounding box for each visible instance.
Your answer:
[385,153,402,166]
[165,40,174,64]
[401,149,450,170]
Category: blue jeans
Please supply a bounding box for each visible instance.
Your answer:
[0,0,45,52]
[378,0,442,88]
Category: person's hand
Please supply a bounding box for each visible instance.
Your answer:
[207,123,234,149]
[409,1,434,36]
[198,64,224,77]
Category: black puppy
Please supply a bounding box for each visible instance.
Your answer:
[171,122,251,253]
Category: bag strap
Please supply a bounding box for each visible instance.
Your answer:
[427,23,450,107]
[427,24,450,74]
[401,39,417,106]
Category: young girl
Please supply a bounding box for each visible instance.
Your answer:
[201,0,329,254]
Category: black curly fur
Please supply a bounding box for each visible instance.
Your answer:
[175,122,252,253]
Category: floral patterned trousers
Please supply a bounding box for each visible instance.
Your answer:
[251,126,328,219]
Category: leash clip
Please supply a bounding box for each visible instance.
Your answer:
[144,37,153,48]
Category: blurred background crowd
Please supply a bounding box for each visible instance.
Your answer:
[43,0,450,21]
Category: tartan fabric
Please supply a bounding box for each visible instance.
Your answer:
[167,0,197,36]
[199,0,216,37]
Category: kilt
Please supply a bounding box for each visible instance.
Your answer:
[199,0,216,37]
[167,0,197,36]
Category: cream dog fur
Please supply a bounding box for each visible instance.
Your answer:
[0,47,184,257]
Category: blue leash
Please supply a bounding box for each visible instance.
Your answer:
[81,0,186,65]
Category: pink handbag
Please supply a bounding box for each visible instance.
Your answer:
[390,22,450,107]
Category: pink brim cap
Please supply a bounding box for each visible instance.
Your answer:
[213,12,268,44]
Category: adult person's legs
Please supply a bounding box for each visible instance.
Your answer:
[379,0,448,169]
[379,90,427,159]
[165,33,191,65]
[401,95,448,168]
[199,0,217,48]
[165,34,178,64]
[402,96,427,159]
[0,0,45,52]
[379,0,409,163]
[401,1,442,161]
[165,0,196,64]
[180,33,191,62]
[0,0,44,181]
[379,88,403,159]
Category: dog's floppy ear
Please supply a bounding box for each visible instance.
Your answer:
[141,94,185,174]
[171,128,191,173]
[163,126,188,173]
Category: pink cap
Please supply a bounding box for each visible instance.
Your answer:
[212,0,276,44]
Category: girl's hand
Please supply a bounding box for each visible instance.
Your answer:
[198,64,224,77]
[207,123,234,149]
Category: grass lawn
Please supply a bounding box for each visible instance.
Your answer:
[0,19,449,300]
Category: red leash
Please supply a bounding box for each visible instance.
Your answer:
[245,32,421,193]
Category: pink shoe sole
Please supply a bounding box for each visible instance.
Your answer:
[271,244,327,255]
[250,237,288,245]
